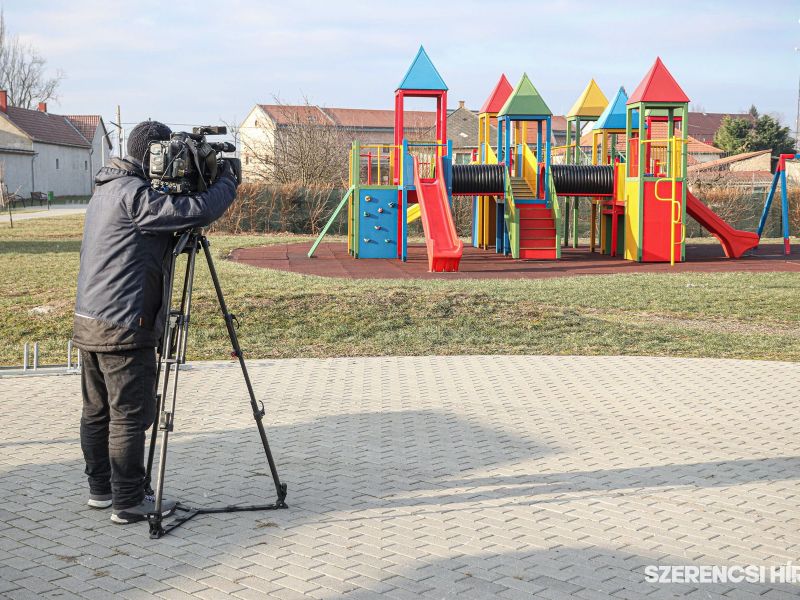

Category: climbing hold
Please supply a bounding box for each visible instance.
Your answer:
[377,208,384,213]
[363,211,370,217]
[365,195,372,202]
[374,225,381,230]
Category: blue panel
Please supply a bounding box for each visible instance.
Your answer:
[471,196,479,247]
[397,46,448,91]
[357,189,398,259]
[495,202,505,253]
[596,86,640,130]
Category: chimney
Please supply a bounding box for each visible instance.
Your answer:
[0,91,7,113]
[38,101,47,113]
[458,100,465,109]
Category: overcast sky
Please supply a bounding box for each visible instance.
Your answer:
[5,0,798,141]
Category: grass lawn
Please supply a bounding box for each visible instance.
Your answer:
[1,214,799,366]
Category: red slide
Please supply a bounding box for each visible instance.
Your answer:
[413,155,463,272]
[686,191,760,259]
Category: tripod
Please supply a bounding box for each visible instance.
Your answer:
[144,228,287,539]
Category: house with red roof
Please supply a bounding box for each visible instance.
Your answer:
[687,149,773,190]
[0,91,111,198]
[239,101,570,182]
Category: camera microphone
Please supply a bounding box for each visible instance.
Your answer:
[209,142,236,153]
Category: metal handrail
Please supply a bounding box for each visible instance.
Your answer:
[548,169,561,258]
[651,137,686,265]
[503,165,518,258]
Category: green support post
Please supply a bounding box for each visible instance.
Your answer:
[351,141,361,258]
[307,186,355,258]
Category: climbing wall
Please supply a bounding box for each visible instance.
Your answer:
[357,188,398,259]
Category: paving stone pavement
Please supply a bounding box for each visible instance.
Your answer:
[1,355,799,599]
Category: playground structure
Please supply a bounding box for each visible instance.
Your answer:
[309,48,788,272]
[759,152,798,255]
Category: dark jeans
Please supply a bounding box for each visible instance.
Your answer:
[80,347,157,509]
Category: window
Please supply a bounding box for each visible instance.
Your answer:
[454,152,472,165]
[56,158,59,169]
[85,160,88,170]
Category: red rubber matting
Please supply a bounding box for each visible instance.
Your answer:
[230,242,800,280]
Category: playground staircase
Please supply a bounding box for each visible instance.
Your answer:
[510,177,558,260]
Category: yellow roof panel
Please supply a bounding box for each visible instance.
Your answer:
[567,79,609,118]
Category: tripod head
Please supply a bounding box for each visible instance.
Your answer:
[172,228,205,257]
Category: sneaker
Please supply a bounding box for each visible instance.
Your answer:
[87,493,112,509]
[111,497,177,524]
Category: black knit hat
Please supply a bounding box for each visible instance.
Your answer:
[127,120,172,162]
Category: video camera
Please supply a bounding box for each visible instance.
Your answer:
[147,126,242,194]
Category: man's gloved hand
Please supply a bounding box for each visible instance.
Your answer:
[220,158,242,187]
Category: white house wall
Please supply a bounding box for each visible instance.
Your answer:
[239,106,275,181]
[89,126,111,174]
[33,142,93,197]
[0,117,35,196]
[0,152,35,196]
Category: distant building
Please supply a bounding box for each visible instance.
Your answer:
[579,122,724,165]
[686,112,756,145]
[688,149,773,191]
[239,103,435,181]
[239,101,568,181]
[0,92,111,198]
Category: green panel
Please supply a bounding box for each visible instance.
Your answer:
[503,166,519,258]
[498,73,552,117]
[602,214,625,256]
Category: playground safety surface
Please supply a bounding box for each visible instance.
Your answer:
[2,355,798,598]
[231,241,800,279]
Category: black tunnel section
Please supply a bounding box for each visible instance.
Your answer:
[550,165,614,196]
[451,164,505,195]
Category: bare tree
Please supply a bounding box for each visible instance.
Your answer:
[239,97,351,187]
[0,11,62,108]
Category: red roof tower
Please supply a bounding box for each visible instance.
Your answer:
[479,75,513,115]
[627,57,689,104]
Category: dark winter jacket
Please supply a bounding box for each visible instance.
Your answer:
[73,157,237,352]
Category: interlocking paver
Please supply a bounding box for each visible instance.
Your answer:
[1,355,799,598]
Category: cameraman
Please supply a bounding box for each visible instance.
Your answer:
[73,120,238,524]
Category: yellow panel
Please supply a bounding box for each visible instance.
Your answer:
[566,79,609,118]
[406,202,421,224]
[624,178,640,261]
[522,144,538,197]
[615,164,626,202]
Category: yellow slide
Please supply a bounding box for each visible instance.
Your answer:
[407,203,421,224]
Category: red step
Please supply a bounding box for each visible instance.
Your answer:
[520,221,555,232]
[519,248,558,259]
[521,236,556,245]
[518,206,552,217]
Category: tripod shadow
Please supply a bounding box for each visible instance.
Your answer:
[5,408,799,514]
[61,407,799,517]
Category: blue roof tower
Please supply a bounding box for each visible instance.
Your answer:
[397,46,448,91]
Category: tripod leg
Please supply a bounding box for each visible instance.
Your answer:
[199,236,287,506]
[149,236,201,538]
[145,236,189,494]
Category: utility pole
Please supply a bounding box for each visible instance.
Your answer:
[796,75,799,151]
[116,105,124,157]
